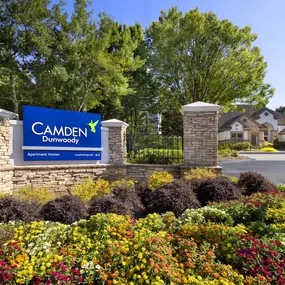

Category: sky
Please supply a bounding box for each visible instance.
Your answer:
[58,0,285,109]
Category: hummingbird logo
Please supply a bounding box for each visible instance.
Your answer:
[87,120,99,133]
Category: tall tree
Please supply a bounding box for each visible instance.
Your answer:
[147,7,274,111]
[0,0,55,113]
[35,0,144,112]
[276,106,285,114]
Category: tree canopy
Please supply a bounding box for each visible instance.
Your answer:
[147,7,274,111]
[0,3,275,127]
[276,106,285,114]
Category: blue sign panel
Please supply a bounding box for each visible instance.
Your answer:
[23,106,101,160]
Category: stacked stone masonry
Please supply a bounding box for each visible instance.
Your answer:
[108,127,127,164]
[0,119,11,166]
[183,111,218,166]
[0,164,221,193]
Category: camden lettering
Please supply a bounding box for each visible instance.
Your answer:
[31,122,88,145]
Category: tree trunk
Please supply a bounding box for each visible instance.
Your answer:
[10,70,19,114]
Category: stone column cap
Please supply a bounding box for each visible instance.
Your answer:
[182,101,220,113]
[102,119,129,128]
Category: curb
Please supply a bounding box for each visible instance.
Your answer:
[240,151,285,155]
[219,158,255,163]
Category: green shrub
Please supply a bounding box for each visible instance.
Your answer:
[218,143,230,150]
[223,175,238,183]
[13,186,54,204]
[111,179,135,190]
[72,177,112,202]
[184,167,217,181]
[274,138,285,150]
[180,206,234,225]
[0,223,16,245]
[128,148,183,164]
[147,171,174,190]
[230,142,251,151]
[277,184,285,192]
[218,149,239,157]
[219,142,251,151]
[263,141,274,148]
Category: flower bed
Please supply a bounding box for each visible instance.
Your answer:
[0,171,285,284]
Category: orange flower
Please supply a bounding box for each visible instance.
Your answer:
[212,273,219,279]
[101,275,108,281]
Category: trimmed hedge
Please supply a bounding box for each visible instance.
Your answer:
[238,171,277,195]
[40,195,88,224]
[196,177,242,206]
[0,197,41,223]
[147,180,200,216]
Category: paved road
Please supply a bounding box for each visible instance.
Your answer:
[220,154,285,185]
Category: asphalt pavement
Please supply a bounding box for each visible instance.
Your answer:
[220,154,285,185]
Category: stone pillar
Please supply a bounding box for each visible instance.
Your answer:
[182,101,220,167]
[0,118,11,166]
[0,118,13,193]
[102,119,128,164]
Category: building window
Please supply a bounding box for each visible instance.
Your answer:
[264,112,269,116]
[231,132,243,142]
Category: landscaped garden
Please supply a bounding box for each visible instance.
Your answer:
[218,142,279,161]
[0,170,285,284]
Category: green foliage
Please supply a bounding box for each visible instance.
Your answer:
[274,138,285,150]
[147,7,274,112]
[276,106,285,114]
[0,0,56,113]
[147,171,174,190]
[180,206,234,225]
[72,177,112,202]
[0,0,144,114]
[262,141,274,148]
[218,149,239,157]
[13,186,54,205]
[128,148,183,164]
[219,142,251,151]
[184,168,217,181]
[0,223,17,245]
[223,175,238,183]
[111,179,136,190]
[277,184,285,192]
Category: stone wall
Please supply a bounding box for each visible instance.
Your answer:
[12,165,109,192]
[0,118,11,166]
[0,164,222,193]
[0,167,13,193]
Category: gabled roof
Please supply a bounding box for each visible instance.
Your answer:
[219,112,263,132]
[219,105,285,132]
